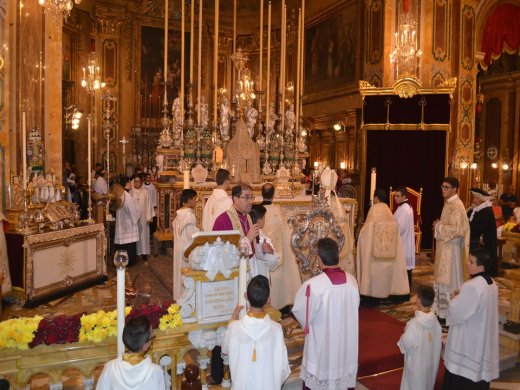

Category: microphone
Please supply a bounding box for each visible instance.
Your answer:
[250,211,260,243]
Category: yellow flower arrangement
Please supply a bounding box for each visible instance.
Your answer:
[79,307,132,343]
[503,222,517,232]
[0,315,43,350]
[159,304,183,331]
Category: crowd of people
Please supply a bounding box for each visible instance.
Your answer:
[93,165,502,390]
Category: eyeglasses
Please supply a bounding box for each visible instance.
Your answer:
[440,185,453,190]
[239,195,255,201]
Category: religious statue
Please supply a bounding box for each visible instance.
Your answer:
[196,96,209,128]
[171,97,184,148]
[158,128,173,149]
[285,103,296,135]
[267,102,278,134]
[155,154,164,176]
[245,102,258,138]
[219,95,231,142]
[226,118,261,183]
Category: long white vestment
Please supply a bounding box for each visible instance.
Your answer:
[96,355,165,389]
[433,194,470,318]
[114,192,139,245]
[394,202,416,270]
[130,186,154,255]
[172,208,199,301]
[264,203,302,309]
[356,202,409,298]
[397,310,442,390]
[202,188,233,231]
[222,314,290,390]
[293,272,359,389]
[143,182,158,208]
[444,274,499,383]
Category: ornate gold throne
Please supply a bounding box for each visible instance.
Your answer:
[389,186,423,253]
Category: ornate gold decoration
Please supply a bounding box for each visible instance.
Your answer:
[95,6,126,36]
[392,75,422,98]
[359,80,376,90]
[439,77,458,98]
[58,248,76,276]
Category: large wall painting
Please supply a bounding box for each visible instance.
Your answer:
[139,25,190,117]
[304,1,359,100]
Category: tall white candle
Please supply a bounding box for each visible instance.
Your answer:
[280,4,286,132]
[183,170,190,189]
[181,0,185,119]
[117,267,125,357]
[370,167,377,203]
[197,0,203,126]
[238,256,247,317]
[88,115,92,188]
[295,9,301,127]
[190,0,194,83]
[266,2,271,127]
[232,0,236,101]
[300,0,305,108]
[213,0,219,123]
[259,0,263,92]
[164,0,169,82]
[22,111,27,191]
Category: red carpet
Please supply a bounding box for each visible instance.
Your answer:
[358,308,405,377]
[358,361,445,389]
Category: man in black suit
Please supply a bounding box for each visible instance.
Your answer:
[261,183,275,205]
[467,188,498,276]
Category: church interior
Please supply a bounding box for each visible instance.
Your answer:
[1,0,520,388]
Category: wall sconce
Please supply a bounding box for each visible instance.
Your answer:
[459,160,469,169]
[340,162,346,170]
[491,162,498,169]
[333,119,347,132]
[470,162,478,170]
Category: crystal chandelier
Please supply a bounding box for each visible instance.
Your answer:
[38,0,81,19]
[389,5,422,79]
[81,53,105,94]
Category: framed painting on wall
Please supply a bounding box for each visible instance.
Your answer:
[304,1,359,101]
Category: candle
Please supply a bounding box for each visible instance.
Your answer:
[181,0,185,120]
[213,0,219,124]
[370,167,377,204]
[238,255,247,317]
[190,0,194,83]
[233,0,236,100]
[314,161,318,168]
[266,2,271,126]
[183,170,190,189]
[340,162,346,170]
[88,115,92,189]
[300,0,305,111]
[22,111,27,191]
[259,0,263,92]
[295,8,301,128]
[117,265,125,357]
[214,146,223,164]
[280,4,286,132]
[164,0,168,82]
[231,164,235,177]
[197,0,203,126]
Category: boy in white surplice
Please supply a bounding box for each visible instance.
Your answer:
[249,204,281,281]
[398,285,442,390]
[222,275,290,389]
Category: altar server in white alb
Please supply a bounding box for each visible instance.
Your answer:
[293,238,359,390]
[222,275,290,390]
[393,186,416,291]
[172,189,200,301]
[202,169,232,231]
[131,173,155,261]
[442,248,499,389]
[398,285,442,390]
[97,315,165,389]
[356,188,409,303]
[114,177,140,267]
[432,176,470,319]
[249,204,281,280]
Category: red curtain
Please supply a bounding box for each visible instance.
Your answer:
[481,4,520,67]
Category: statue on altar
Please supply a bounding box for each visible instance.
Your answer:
[245,102,258,138]
[196,96,209,129]
[285,103,296,135]
[226,118,261,183]
[267,102,278,135]
[171,97,184,147]
[219,95,231,142]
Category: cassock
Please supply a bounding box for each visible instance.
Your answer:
[222,313,290,390]
[250,231,281,280]
[96,355,165,389]
[394,202,416,271]
[356,202,410,298]
[202,188,233,231]
[443,273,499,383]
[397,310,442,390]
[467,201,498,276]
[130,186,155,256]
[293,269,359,390]
[433,194,470,319]
[0,211,12,295]
[172,208,199,301]
[263,203,302,309]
